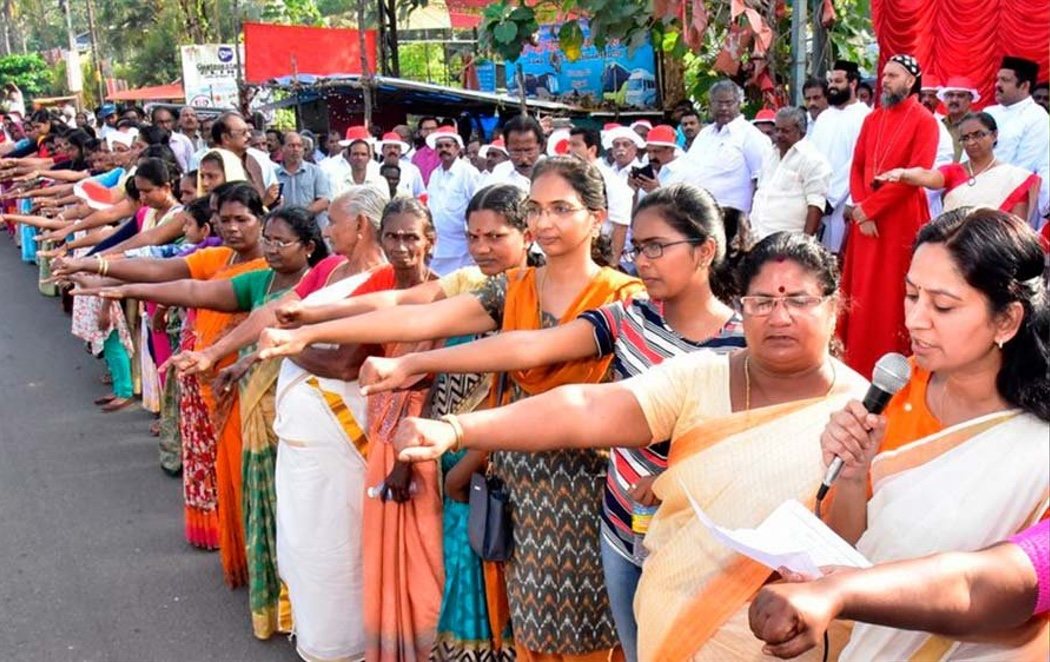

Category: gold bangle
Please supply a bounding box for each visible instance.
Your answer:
[439,414,465,453]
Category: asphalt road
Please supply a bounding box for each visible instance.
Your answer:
[0,244,296,662]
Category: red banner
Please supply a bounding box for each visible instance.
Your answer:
[243,22,378,84]
[871,0,1048,109]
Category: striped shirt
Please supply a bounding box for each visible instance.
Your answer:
[578,297,745,564]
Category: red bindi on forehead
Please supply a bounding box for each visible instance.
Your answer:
[778,285,786,293]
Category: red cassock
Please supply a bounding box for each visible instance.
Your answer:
[839,96,939,378]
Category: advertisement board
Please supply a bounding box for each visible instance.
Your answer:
[181,44,243,109]
[507,20,659,109]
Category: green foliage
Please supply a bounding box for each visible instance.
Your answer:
[0,53,53,97]
[480,2,538,62]
[262,0,323,25]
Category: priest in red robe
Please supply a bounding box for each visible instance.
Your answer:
[840,54,940,378]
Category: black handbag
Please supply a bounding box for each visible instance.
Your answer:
[466,372,514,562]
[467,470,514,562]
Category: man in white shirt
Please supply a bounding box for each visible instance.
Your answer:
[809,60,871,254]
[478,138,509,174]
[480,113,546,192]
[629,124,688,196]
[569,126,634,261]
[687,80,773,251]
[751,107,832,240]
[98,104,118,140]
[322,126,385,196]
[426,126,482,275]
[984,56,1050,221]
[602,124,645,182]
[803,78,829,137]
[482,114,545,192]
[376,132,425,198]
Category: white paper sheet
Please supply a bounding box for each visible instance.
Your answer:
[678,478,872,578]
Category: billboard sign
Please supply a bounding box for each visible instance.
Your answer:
[507,20,659,109]
[181,44,243,108]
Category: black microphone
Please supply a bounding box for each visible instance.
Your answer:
[816,353,912,502]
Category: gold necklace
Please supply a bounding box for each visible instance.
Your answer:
[743,354,837,411]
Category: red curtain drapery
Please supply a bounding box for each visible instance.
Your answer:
[871,0,1049,108]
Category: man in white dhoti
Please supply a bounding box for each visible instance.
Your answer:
[809,60,871,254]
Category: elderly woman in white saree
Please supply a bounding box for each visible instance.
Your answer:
[391,232,871,661]
[822,208,1050,661]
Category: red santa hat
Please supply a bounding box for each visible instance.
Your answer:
[630,120,653,131]
[338,125,373,147]
[375,131,410,153]
[751,109,776,125]
[478,137,508,159]
[920,76,942,93]
[602,124,646,150]
[937,75,981,103]
[425,125,464,150]
[645,124,680,150]
[546,128,572,157]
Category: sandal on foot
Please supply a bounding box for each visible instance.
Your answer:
[101,397,135,413]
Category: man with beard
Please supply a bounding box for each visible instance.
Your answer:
[839,54,939,378]
[426,126,481,274]
[937,76,979,162]
[809,60,871,255]
[484,113,545,192]
[602,124,645,182]
[984,56,1050,222]
[802,78,829,137]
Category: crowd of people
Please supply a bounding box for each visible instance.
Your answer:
[1,50,1048,662]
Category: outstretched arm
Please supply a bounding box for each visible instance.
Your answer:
[88,279,241,312]
[359,319,597,395]
[277,279,446,327]
[395,381,653,462]
[97,219,184,256]
[170,291,300,375]
[258,293,498,359]
[748,540,1042,659]
[874,166,946,189]
[52,253,191,283]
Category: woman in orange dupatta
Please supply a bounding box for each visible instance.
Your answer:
[822,208,1050,661]
[258,157,645,661]
[52,183,267,563]
[389,233,874,662]
[359,199,446,661]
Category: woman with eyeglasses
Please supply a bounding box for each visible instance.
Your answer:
[350,183,742,662]
[257,156,644,662]
[390,231,871,661]
[876,112,1041,222]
